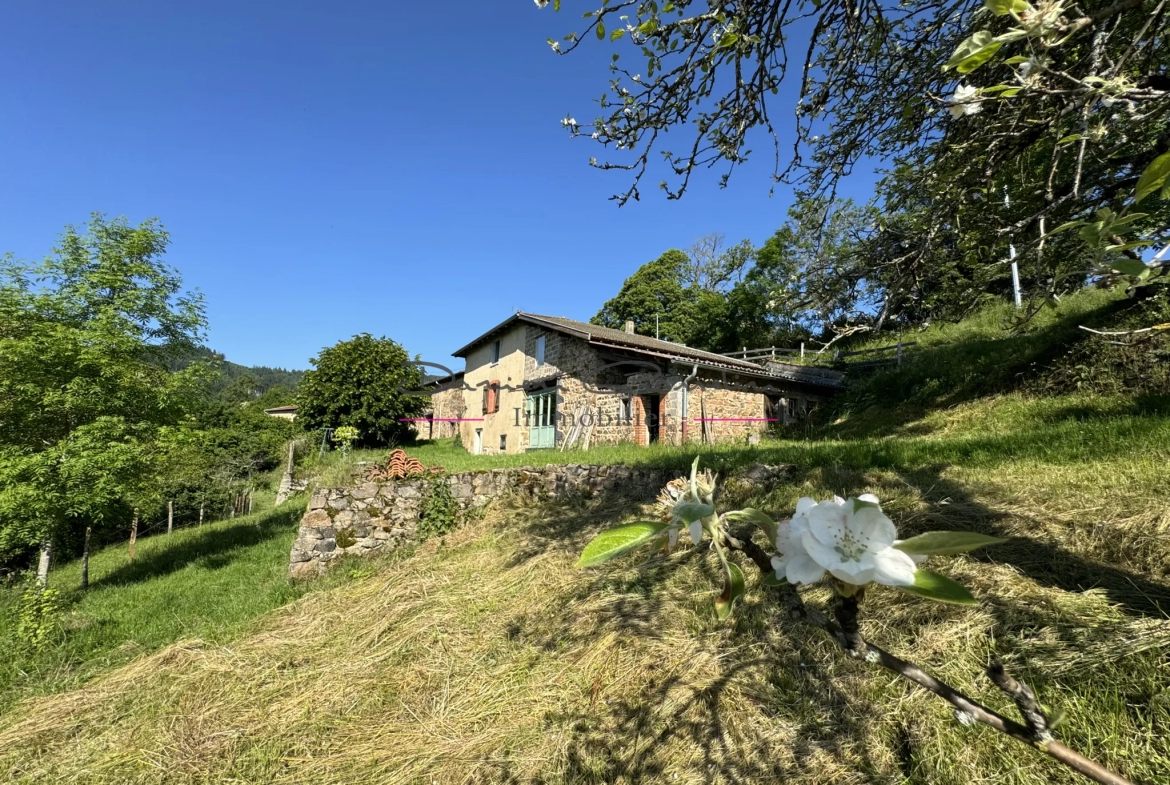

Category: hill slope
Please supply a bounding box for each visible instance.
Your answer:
[1,391,1168,785]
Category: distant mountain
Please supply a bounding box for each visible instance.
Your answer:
[168,346,305,394]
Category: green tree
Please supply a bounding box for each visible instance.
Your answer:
[592,249,705,344]
[296,334,424,447]
[0,214,207,583]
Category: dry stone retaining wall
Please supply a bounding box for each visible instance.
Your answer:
[288,463,673,579]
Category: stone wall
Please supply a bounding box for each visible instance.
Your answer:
[288,463,673,579]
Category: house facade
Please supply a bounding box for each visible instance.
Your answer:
[423,313,843,455]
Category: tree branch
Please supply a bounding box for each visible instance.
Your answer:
[723,529,1139,785]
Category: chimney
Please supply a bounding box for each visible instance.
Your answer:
[624,320,635,334]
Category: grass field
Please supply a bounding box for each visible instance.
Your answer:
[0,501,370,715]
[1,388,1167,784]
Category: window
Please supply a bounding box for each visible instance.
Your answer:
[535,335,546,365]
[482,380,501,415]
[489,340,501,365]
[619,396,633,422]
[499,434,507,452]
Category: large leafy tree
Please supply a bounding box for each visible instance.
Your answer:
[539,0,1169,316]
[296,334,424,447]
[0,214,207,582]
[592,249,705,343]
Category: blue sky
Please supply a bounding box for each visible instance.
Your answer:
[0,1,878,371]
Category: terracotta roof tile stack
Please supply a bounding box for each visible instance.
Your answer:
[364,449,444,481]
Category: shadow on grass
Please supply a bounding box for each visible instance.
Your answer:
[896,465,1170,619]
[88,505,304,590]
[487,457,1169,781]
[490,494,903,784]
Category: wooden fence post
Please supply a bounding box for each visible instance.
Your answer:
[167,500,173,534]
[199,500,204,527]
[897,339,904,366]
[128,508,138,562]
[81,526,91,589]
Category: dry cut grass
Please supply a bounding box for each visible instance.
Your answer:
[2,395,1169,785]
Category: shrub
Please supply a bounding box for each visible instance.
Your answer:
[417,476,461,541]
[16,583,61,651]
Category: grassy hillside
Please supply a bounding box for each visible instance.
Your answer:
[0,502,342,714]
[1,388,1167,784]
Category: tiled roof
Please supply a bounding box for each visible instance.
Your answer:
[452,312,843,390]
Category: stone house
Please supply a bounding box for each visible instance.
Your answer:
[423,313,844,455]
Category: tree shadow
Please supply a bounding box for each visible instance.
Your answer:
[894,464,1170,619]
[481,454,1170,782]
[88,505,303,590]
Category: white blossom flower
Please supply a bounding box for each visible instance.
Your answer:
[591,131,600,139]
[770,497,828,584]
[798,497,918,586]
[561,116,577,127]
[534,0,549,7]
[1018,55,1047,79]
[948,84,982,119]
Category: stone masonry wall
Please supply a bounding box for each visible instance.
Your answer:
[288,463,673,579]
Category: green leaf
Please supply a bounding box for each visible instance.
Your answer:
[715,562,746,619]
[1107,241,1153,253]
[984,0,1028,14]
[610,28,625,41]
[761,571,787,587]
[1057,134,1083,145]
[897,569,977,605]
[1136,152,1170,203]
[718,32,738,48]
[1048,220,1085,235]
[1110,259,1150,277]
[1080,222,1104,245]
[577,521,671,567]
[957,41,1003,73]
[673,501,715,523]
[1003,55,1029,64]
[723,508,777,544]
[637,19,658,34]
[894,531,1008,556]
[596,22,606,40]
[689,455,700,498]
[945,31,1001,73]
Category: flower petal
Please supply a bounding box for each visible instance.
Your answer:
[871,546,918,587]
[893,540,928,565]
[794,497,817,517]
[770,555,786,581]
[807,501,848,548]
[831,566,874,585]
[786,552,826,585]
[848,505,897,550]
[688,520,703,544]
[801,531,844,572]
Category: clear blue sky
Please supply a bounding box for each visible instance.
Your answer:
[0,1,877,371]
